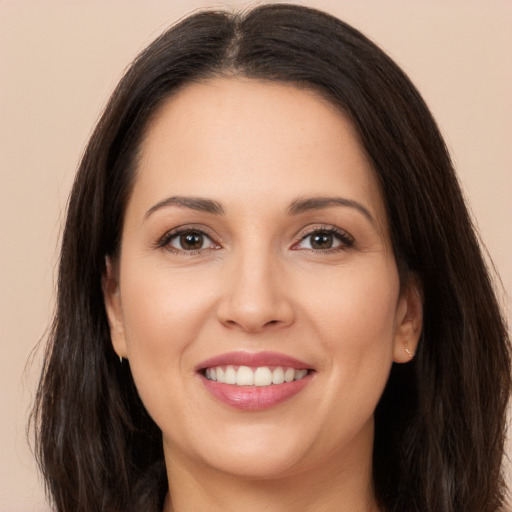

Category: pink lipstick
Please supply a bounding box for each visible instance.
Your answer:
[197,351,314,411]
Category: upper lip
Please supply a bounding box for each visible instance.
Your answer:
[196,351,313,371]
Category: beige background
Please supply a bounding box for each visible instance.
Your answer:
[1,1,511,510]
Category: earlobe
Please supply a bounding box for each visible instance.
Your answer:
[102,256,128,360]
[393,276,423,364]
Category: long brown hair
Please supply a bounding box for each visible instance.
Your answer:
[32,4,511,511]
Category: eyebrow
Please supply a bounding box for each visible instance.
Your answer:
[144,195,375,225]
[287,197,375,224]
[144,196,224,219]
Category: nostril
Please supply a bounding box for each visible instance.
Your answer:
[216,292,295,333]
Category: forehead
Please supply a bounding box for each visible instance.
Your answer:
[141,78,364,170]
[131,77,387,230]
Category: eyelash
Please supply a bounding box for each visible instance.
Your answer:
[156,225,354,254]
[156,226,220,255]
[293,226,355,252]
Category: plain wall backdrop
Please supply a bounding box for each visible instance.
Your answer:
[1,1,511,510]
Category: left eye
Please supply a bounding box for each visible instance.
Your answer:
[295,230,353,251]
[168,231,215,251]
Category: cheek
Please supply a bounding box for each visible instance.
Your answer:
[117,263,216,401]
[120,261,213,344]
[303,262,399,412]
[305,262,399,351]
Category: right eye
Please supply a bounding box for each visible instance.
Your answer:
[161,229,220,253]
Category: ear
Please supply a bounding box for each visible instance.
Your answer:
[393,275,423,363]
[102,256,128,360]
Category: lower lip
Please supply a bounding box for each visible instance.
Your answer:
[200,373,313,411]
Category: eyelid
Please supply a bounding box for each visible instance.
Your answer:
[156,224,222,253]
[154,223,354,254]
[291,224,355,251]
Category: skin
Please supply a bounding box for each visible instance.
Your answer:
[103,78,422,512]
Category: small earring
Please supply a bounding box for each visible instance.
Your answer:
[405,342,414,359]
[119,355,123,364]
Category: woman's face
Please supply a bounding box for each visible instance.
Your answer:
[104,78,421,481]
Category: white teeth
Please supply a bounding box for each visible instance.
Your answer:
[205,365,309,386]
[236,366,254,386]
[224,365,237,384]
[254,367,272,386]
[272,367,285,384]
[294,369,308,380]
[284,367,295,383]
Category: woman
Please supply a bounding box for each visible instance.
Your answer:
[32,4,511,511]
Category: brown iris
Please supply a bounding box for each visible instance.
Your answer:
[310,232,334,250]
[179,231,204,250]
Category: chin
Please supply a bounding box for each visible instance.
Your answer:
[168,425,313,480]
[188,414,375,482]
[205,447,307,481]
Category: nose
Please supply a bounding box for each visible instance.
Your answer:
[216,250,295,333]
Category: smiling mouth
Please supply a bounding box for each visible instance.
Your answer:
[197,351,315,410]
[203,365,310,387]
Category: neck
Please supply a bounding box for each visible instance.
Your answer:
[162,428,379,512]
